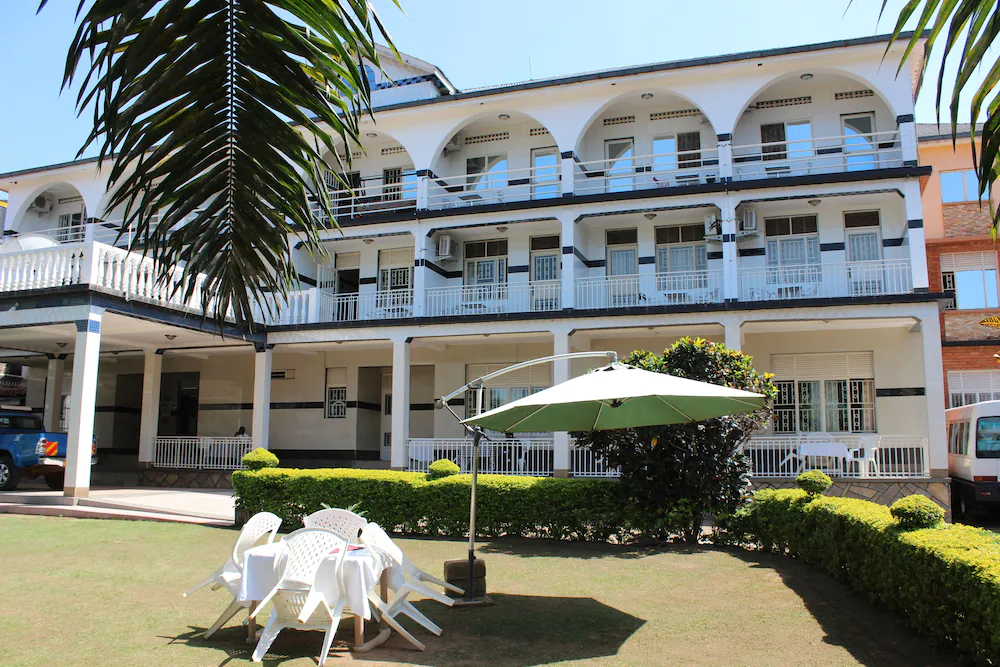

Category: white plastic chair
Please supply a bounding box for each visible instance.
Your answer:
[184,511,282,639]
[360,523,461,647]
[304,508,368,545]
[250,528,351,665]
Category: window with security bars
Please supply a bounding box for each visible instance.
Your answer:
[326,387,347,419]
[383,168,402,200]
[655,225,708,291]
[948,371,1000,407]
[772,378,876,434]
[765,215,820,288]
[465,240,508,300]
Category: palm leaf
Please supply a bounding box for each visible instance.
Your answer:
[981,315,1000,328]
[38,0,399,330]
[881,0,1000,234]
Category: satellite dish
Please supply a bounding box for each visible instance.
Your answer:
[0,233,61,253]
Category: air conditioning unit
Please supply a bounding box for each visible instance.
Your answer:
[442,134,461,156]
[703,214,719,235]
[436,234,454,259]
[29,194,52,213]
[741,208,757,233]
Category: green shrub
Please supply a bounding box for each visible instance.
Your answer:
[796,470,832,495]
[232,467,635,542]
[730,488,1000,664]
[427,459,460,480]
[242,448,279,471]
[890,494,945,530]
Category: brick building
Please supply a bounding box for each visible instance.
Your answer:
[919,123,1000,405]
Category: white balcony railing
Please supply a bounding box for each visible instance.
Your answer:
[742,434,929,479]
[310,174,418,220]
[406,439,621,478]
[731,131,902,181]
[424,281,561,317]
[425,163,562,210]
[318,289,415,322]
[573,148,721,196]
[576,271,723,310]
[152,436,254,470]
[739,260,912,302]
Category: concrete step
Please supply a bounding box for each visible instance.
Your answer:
[0,502,232,526]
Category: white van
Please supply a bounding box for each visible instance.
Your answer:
[945,400,1000,515]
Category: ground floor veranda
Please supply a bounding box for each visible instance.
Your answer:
[0,299,948,499]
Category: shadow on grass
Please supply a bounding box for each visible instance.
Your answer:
[165,593,645,667]
[478,535,705,560]
[727,548,958,667]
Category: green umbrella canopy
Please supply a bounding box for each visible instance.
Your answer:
[463,363,767,432]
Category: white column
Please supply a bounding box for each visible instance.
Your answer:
[717,133,733,181]
[904,179,929,291]
[561,152,575,196]
[412,229,434,318]
[723,318,743,351]
[416,174,429,210]
[64,309,102,499]
[552,329,572,477]
[898,116,918,164]
[43,356,65,431]
[559,212,575,310]
[252,345,272,450]
[719,196,739,301]
[390,337,411,470]
[138,349,162,464]
[920,308,948,476]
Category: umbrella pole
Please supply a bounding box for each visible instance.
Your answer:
[466,427,481,600]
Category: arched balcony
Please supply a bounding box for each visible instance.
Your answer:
[315,132,419,221]
[6,182,92,244]
[425,111,561,209]
[730,70,903,181]
[573,91,719,196]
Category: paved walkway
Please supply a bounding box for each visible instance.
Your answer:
[0,484,235,526]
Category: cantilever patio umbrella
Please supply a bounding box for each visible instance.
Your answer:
[436,353,768,601]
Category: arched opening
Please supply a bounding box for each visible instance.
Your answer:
[317,130,419,220]
[574,90,719,196]
[426,110,561,209]
[731,70,901,181]
[8,181,89,244]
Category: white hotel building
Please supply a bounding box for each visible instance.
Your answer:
[0,34,951,504]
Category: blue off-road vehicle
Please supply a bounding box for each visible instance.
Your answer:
[0,407,93,491]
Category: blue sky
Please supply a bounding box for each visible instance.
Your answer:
[0,0,989,192]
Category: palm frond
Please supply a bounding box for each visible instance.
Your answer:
[883,0,1000,233]
[40,0,399,329]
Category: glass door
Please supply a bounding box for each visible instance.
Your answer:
[847,230,883,295]
[531,147,560,199]
[604,138,634,193]
[843,113,876,171]
[607,246,638,307]
[57,213,84,243]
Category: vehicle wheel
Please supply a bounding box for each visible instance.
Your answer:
[44,472,65,491]
[0,455,21,491]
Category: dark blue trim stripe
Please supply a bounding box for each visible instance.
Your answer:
[74,318,100,334]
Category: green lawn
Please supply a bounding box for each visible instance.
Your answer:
[0,515,957,666]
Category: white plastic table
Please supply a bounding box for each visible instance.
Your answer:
[238,541,392,651]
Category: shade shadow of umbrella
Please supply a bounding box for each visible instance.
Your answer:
[361,593,645,667]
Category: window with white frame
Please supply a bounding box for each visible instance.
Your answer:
[325,367,348,419]
[465,240,508,299]
[530,236,560,282]
[465,363,551,419]
[378,248,414,292]
[940,252,999,310]
[382,167,417,201]
[655,224,708,292]
[652,132,702,173]
[466,154,508,193]
[765,215,820,289]
[948,370,1000,408]
[940,169,985,203]
[771,353,877,434]
[760,121,812,163]
[530,147,560,199]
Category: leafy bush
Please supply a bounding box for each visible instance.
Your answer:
[427,459,460,480]
[728,488,1000,664]
[242,448,279,471]
[572,338,776,543]
[890,495,945,530]
[796,470,832,495]
[232,467,635,542]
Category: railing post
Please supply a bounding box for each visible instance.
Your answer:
[307,287,321,323]
[560,151,574,196]
[416,175,429,210]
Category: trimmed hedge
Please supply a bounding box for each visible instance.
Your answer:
[795,470,832,495]
[427,459,460,480]
[890,495,945,530]
[728,489,1000,664]
[232,467,635,542]
[242,448,279,471]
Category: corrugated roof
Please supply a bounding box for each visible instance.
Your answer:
[917,122,984,140]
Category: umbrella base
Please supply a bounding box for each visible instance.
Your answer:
[451,595,495,607]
